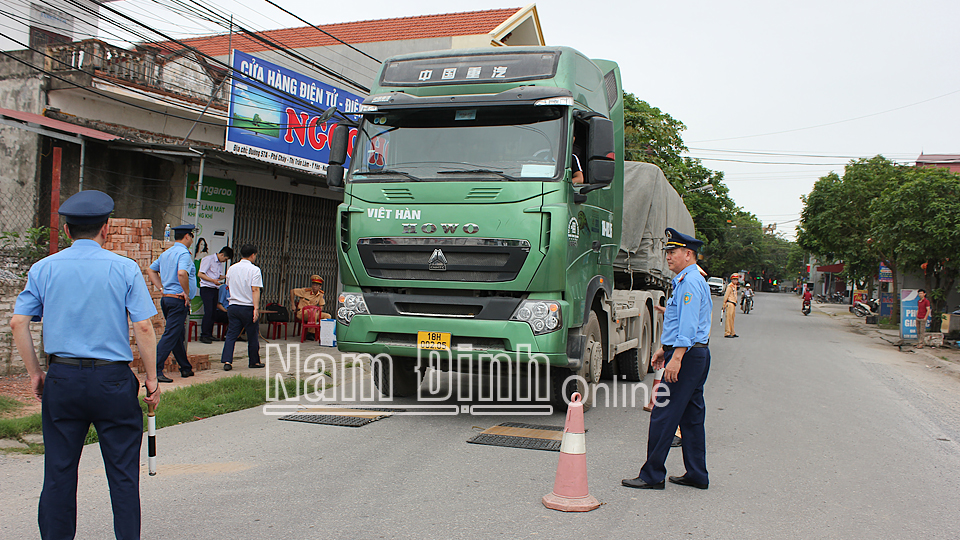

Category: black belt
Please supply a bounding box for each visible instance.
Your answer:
[49,355,129,367]
[664,343,708,351]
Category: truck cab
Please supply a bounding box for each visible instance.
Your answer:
[326,47,633,404]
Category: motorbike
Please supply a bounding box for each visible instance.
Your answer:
[850,298,879,317]
[741,294,754,314]
[802,299,811,316]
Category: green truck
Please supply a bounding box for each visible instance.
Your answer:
[324,46,695,407]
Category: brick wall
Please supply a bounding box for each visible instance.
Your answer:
[0,278,43,375]
[0,217,209,375]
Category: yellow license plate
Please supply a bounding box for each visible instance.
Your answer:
[417,331,451,350]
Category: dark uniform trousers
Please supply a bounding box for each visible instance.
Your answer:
[156,297,191,374]
[639,347,711,486]
[221,305,260,367]
[199,286,219,339]
[40,362,142,540]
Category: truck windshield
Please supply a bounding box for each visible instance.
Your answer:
[348,105,565,182]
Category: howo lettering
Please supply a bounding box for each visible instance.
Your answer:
[323,46,695,408]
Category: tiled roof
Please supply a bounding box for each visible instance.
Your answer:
[167,8,522,57]
[917,153,960,163]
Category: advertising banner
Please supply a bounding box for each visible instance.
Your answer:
[225,50,361,176]
[182,174,236,258]
[901,289,918,340]
[879,292,895,318]
[879,263,893,283]
[853,290,868,304]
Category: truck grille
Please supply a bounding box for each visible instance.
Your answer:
[357,238,530,282]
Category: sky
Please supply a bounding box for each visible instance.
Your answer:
[101,0,960,240]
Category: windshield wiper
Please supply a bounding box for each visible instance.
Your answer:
[436,169,520,181]
[353,169,421,182]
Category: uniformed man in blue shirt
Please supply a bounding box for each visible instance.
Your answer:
[623,227,713,490]
[147,224,197,382]
[10,190,162,539]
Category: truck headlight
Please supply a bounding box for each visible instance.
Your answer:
[511,300,562,335]
[337,292,368,325]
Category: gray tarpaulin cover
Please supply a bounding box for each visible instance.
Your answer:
[615,161,696,280]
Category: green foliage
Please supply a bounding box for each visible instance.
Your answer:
[0,226,72,271]
[798,156,960,319]
[870,166,960,319]
[621,90,794,277]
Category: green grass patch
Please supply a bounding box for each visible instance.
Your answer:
[142,375,296,429]
[0,413,42,439]
[2,376,299,451]
[0,395,25,415]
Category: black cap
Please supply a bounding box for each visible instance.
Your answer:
[58,190,114,225]
[664,227,704,252]
[172,224,196,234]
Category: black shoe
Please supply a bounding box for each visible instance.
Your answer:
[724,335,735,338]
[621,477,665,489]
[249,362,265,369]
[223,363,232,371]
[180,369,195,377]
[732,334,739,338]
[671,435,682,448]
[199,336,213,344]
[668,475,708,489]
[157,373,174,383]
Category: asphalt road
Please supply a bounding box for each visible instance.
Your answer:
[2,292,959,539]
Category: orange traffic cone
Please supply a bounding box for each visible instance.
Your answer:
[643,367,665,412]
[542,392,600,512]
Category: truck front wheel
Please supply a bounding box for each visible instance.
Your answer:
[372,357,422,398]
[616,308,652,381]
[551,311,602,411]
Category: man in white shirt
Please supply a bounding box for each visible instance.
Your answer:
[221,244,264,370]
[198,246,233,343]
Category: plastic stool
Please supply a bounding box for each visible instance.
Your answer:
[269,321,288,340]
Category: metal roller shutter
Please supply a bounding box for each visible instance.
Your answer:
[233,185,339,308]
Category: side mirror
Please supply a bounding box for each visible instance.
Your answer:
[328,124,350,166]
[326,164,344,191]
[583,116,615,186]
[587,159,614,185]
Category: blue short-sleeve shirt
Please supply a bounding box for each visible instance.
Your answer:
[149,242,197,298]
[14,239,158,362]
[661,263,712,348]
[218,284,229,308]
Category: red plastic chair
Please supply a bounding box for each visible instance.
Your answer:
[269,321,288,340]
[188,321,198,342]
[300,306,322,343]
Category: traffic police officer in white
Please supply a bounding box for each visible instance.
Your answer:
[11,190,162,539]
[147,223,198,382]
[623,227,712,490]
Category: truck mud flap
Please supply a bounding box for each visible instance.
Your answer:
[566,330,585,369]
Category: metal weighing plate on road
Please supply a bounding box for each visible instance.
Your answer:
[279,407,394,428]
[467,422,565,451]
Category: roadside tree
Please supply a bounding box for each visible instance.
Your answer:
[871,166,960,329]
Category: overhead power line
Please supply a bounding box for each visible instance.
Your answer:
[90,0,370,93]
[690,87,960,143]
